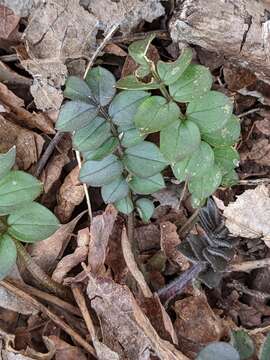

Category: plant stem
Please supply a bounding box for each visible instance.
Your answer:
[13,238,70,299]
[150,62,172,102]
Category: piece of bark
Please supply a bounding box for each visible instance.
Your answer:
[170,0,270,82]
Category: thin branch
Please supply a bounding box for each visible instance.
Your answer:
[238,178,270,186]
[0,280,96,358]
[227,258,270,272]
[238,107,261,119]
[178,208,200,237]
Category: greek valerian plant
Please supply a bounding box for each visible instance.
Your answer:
[0,147,60,280]
[56,34,240,221]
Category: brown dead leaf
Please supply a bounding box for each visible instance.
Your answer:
[255,118,270,136]
[223,64,257,91]
[28,212,85,274]
[104,43,127,57]
[0,5,20,39]
[0,83,55,134]
[52,228,89,283]
[0,60,32,86]
[86,272,189,360]
[88,205,118,275]
[54,166,84,223]
[0,116,44,170]
[41,153,70,194]
[160,222,190,271]
[174,292,222,346]
[48,335,87,360]
[241,138,270,166]
[121,226,152,298]
[135,223,161,252]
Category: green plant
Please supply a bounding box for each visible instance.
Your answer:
[56,34,240,220]
[196,330,270,360]
[0,146,60,280]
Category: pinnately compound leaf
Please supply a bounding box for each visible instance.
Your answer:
[64,76,92,102]
[123,141,168,178]
[169,64,212,102]
[83,137,118,161]
[116,75,160,91]
[120,128,146,147]
[214,147,240,175]
[7,202,60,243]
[136,198,154,222]
[109,90,150,128]
[0,171,42,215]
[56,101,99,132]
[172,142,214,182]
[114,196,134,215]
[134,96,180,134]
[73,117,111,152]
[221,169,239,187]
[80,155,123,187]
[160,120,201,163]
[101,177,129,203]
[187,91,233,134]
[0,233,17,280]
[85,66,116,106]
[157,47,193,85]
[128,173,165,195]
[202,115,241,147]
[196,342,240,360]
[0,146,16,178]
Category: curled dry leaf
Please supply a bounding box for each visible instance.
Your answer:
[48,335,87,360]
[241,138,270,166]
[88,205,118,275]
[174,292,223,346]
[135,223,161,252]
[86,272,189,360]
[103,43,127,57]
[0,116,44,170]
[28,212,85,273]
[0,60,32,87]
[52,228,89,283]
[160,221,190,271]
[255,116,270,136]
[0,5,20,39]
[224,185,270,246]
[54,166,85,223]
[41,153,70,194]
[0,83,55,134]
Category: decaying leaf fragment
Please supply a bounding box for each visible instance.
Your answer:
[223,185,270,246]
[86,272,189,360]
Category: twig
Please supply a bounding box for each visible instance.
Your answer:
[34,132,65,177]
[77,23,120,223]
[13,238,70,299]
[7,279,81,317]
[105,30,170,44]
[227,280,270,301]
[178,208,200,237]
[227,258,270,272]
[72,285,96,340]
[0,280,96,358]
[238,107,261,118]
[238,178,270,186]
[249,324,270,335]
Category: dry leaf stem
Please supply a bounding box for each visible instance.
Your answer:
[228,258,270,272]
[13,238,70,299]
[0,280,96,357]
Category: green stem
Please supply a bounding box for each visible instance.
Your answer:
[150,62,172,102]
[13,238,70,299]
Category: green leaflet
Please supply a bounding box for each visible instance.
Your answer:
[80,155,123,187]
[128,173,165,195]
[116,75,160,91]
[172,142,214,182]
[123,141,168,178]
[83,137,118,161]
[109,90,150,128]
[128,33,155,70]
[221,170,239,187]
[120,128,145,147]
[214,147,240,175]
[101,177,129,203]
[202,115,241,147]
[0,171,42,215]
[230,331,254,360]
[85,66,116,106]
[114,196,134,215]
[56,100,99,132]
[134,96,180,134]
[7,202,60,243]
[73,117,111,152]
[64,76,92,102]
[169,64,212,102]
[0,233,17,280]
[157,47,193,85]
[188,164,222,207]
[0,146,16,178]
[187,91,233,134]
[136,198,154,223]
[196,342,240,360]
[259,332,270,360]
[160,120,201,163]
